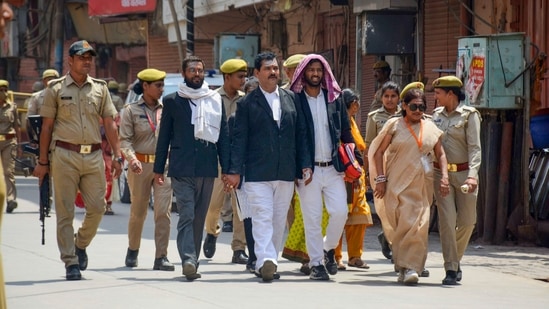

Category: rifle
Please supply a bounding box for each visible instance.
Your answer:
[27,115,51,245]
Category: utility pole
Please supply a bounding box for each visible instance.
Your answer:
[53,0,64,75]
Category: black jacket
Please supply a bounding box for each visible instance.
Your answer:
[228,87,311,182]
[297,89,362,173]
[153,92,230,177]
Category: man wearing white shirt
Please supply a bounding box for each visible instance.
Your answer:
[225,51,311,282]
[290,54,361,281]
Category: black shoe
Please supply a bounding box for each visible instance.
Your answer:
[153,256,175,271]
[222,221,233,232]
[6,200,17,213]
[377,232,392,260]
[309,265,330,280]
[324,249,337,275]
[456,266,462,282]
[66,264,82,280]
[259,260,276,282]
[246,260,256,273]
[203,233,217,258]
[232,250,249,264]
[75,245,88,271]
[420,268,430,277]
[183,261,201,281]
[125,248,139,267]
[442,270,458,285]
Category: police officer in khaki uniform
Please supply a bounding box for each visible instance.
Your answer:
[370,60,392,112]
[33,40,122,281]
[203,59,248,264]
[0,79,21,213]
[281,54,306,89]
[432,75,481,285]
[108,80,125,112]
[119,68,175,271]
[27,69,60,117]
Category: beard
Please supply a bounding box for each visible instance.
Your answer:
[185,77,204,89]
[304,76,321,88]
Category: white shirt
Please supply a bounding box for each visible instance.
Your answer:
[305,90,332,162]
[260,85,281,126]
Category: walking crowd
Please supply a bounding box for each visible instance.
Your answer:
[0,39,482,292]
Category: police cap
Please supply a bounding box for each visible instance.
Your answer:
[69,40,97,57]
[400,81,425,100]
[220,59,248,74]
[118,82,128,93]
[0,80,8,88]
[108,80,119,90]
[432,75,463,88]
[283,54,306,69]
[42,69,59,79]
[137,69,167,82]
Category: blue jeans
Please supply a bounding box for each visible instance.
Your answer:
[171,177,214,265]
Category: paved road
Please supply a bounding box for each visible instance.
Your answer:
[2,176,548,308]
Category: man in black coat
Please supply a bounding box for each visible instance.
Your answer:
[224,51,311,282]
[154,56,230,281]
[290,54,361,281]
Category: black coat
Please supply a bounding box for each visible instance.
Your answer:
[297,89,362,172]
[228,87,311,182]
[153,92,230,177]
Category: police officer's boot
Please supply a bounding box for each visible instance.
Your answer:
[125,248,139,267]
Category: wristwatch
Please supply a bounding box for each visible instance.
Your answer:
[114,156,123,164]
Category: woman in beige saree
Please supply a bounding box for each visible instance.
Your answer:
[369,87,449,285]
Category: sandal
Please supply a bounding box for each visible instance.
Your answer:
[104,205,115,215]
[348,257,369,269]
[337,260,346,270]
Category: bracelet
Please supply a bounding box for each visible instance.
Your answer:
[374,175,387,184]
[38,161,49,166]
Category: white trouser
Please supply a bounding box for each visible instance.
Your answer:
[297,166,348,266]
[245,181,294,270]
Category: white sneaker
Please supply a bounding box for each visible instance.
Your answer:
[403,269,419,285]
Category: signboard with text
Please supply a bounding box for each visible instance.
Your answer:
[88,0,157,17]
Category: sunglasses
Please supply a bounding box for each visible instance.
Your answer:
[408,103,426,112]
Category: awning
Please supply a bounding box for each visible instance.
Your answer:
[88,0,157,17]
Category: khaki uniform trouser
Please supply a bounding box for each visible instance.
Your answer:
[434,169,477,272]
[0,139,17,203]
[127,162,172,258]
[51,147,106,267]
[0,162,7,309]
[204,166,246,251]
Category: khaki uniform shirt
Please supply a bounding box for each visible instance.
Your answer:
[26,90,46,116]
[364,105,401,146]
[217,86,245,121]
[119,98,162,160]
[41,74,117,145]
[111,93,124,112]
[0,101,19,134]
[432,104,482,179]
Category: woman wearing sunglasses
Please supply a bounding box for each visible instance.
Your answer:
[368,82,450,285]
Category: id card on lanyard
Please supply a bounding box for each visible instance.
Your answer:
[142,105,160,138]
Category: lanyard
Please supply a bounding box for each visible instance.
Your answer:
[142,104,160,133]
[405,118,423,150]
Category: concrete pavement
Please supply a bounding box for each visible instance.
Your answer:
[2,176,548,308]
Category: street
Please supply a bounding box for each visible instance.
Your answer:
[2,176,549,309]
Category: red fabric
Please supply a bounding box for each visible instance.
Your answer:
[338,143,362,182]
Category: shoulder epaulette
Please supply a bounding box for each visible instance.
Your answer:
[47,76,66,88]
[90,77,107,85]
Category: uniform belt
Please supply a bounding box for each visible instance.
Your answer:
[135,153,155,163]
[434,161,469,172]
[0,133,16,141]
[314,161,333,167]
[55,141,101,154]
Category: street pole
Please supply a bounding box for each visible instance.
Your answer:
[53,0,64,75]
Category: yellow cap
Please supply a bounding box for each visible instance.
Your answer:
[118,82,128,93]
[108,80,119,90]
[220,59,248,74]
[0,80,8,88]
[433,75,463,88]
[42,69,59,79]
[373,60,390,70]
[137,69,167,82]
[283,54,306,68]
[400,81,425,99]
